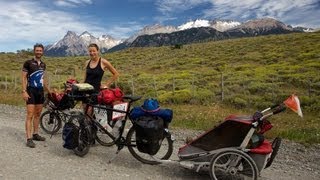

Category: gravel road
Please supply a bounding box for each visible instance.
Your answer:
[0,104,319,180]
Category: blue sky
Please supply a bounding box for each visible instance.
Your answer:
[0,0,319,52]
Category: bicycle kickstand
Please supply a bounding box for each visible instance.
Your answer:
[108,137,126,164]
[108,149,121,164]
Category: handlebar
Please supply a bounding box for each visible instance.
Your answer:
[254,103,287,123]
[272,103,286,115]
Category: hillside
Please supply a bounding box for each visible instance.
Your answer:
[0,32,319,143]
[1,32,319,109]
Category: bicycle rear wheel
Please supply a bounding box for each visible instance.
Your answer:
[126,127,173,165]
[71,115,90,157]
[40,110,62,134]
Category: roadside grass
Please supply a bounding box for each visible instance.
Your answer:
[169,103,320,144]
[1,89,319,144]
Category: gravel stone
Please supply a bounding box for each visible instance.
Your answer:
[0,104,319,180]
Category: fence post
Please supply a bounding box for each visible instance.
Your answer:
[192,74,195,97]
[308,80,312,97]
[221,72,224,101]
[13,72,16,90]
[172,74,175,95]
[131,75,135,95]
[153,76,158,97]
[5,76,8,91]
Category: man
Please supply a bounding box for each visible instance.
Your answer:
[22,43,51,148]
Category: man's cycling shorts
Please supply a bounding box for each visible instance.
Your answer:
[26,87,45,105]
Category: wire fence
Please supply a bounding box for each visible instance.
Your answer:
[1,70,319,106]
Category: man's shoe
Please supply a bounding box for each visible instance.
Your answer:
[26,139,35,148]
[33,134,46,141]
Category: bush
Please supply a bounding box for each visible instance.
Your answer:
[224,96,248,108]
[158,89,192,104]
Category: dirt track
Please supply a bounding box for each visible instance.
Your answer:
[0,104,319,180]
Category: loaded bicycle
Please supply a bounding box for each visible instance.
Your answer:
[40,79,79,134]
[64,83,174,163]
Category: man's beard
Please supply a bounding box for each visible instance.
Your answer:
[35,54,43,58]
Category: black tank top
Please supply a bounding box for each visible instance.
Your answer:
[84,58,104,91]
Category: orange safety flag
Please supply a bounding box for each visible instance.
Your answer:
[283,94,303,117]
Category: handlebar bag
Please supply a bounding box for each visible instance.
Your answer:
[48,92,75,110]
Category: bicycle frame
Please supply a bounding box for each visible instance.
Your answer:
[83,96,141,150]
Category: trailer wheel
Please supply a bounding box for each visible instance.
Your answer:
[209,148,258,180]
[265,137,282,168]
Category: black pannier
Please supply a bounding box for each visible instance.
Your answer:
[134,116,164,155]
[62,122,79,149]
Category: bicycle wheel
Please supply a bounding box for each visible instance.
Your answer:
[95,127,115,146]
[40,110,62,134]
[265,137,282,168]
[126,127,173,165]
[209,148,259,180]
[72,115,90,157]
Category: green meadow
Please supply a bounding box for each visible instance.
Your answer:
[1,32,319,144]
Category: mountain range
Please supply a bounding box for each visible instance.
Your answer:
[44,18,314,56]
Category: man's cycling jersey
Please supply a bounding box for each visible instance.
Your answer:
[22,58,46,89]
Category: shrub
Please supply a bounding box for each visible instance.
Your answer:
[158,89,192,104]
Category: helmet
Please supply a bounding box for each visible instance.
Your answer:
[66,78,78,85]
[142,98,160,112]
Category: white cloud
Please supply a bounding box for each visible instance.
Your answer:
[0,1,102,52]
[203,0,320,27]
[54,0,93,7]
[156,0,211,14]
[155,0,320,28]
[107,23,145,39]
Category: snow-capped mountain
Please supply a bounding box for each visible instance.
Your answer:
[177,19,241,32]
[210,20,241,32]
[126,24,177,43]
[110,18,303,51]
[45,17,313,56]
[109,19,242,52]
[45,31,122,56]
[177,19,211,30]
[98,35,122,49]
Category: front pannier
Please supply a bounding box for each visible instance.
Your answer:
[62,122,79,149]
[134,116,164,155]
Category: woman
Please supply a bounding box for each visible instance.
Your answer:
[83,43,119,121]
[84,43,119,91]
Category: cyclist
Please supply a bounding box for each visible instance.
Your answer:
[83,43,119,116]
[22,43,51,148]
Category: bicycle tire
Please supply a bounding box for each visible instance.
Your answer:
[209,148,259,180]
[265,137,282,168]
[40,110,62,134]
[72,115,90,157]
[126,127,173,165]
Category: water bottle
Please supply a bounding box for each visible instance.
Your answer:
[94,107,112,132]
[112,119,123,138]
[99,118,112,132]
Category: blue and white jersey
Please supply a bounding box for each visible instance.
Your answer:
[29,70,44,88]
[22,59,46,89]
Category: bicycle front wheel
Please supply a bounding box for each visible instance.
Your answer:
[126,127,173,165]
[40,110,62,134]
